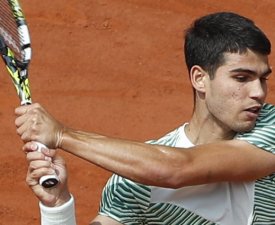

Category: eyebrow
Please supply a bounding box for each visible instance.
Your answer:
[229,68,272,77]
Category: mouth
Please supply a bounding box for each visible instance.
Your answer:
[245,105,262,116]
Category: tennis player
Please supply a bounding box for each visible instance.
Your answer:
[17,12,275,224]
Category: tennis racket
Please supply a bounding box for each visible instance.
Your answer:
[0,0,59,188]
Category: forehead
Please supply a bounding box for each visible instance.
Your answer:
[220,50,270,73]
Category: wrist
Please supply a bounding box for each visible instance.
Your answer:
[55,189,72,207]
[40,193,73,209]
[42,189,71,208]
[56,126,67,149]
[57,127,76,150]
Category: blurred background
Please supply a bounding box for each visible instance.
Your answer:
[0,1,275,224]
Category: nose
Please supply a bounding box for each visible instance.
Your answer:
[250,79,267,102]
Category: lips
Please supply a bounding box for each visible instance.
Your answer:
[245,105,262,117]
[246,106,261,113]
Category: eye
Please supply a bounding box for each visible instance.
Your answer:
[234,75,249,82]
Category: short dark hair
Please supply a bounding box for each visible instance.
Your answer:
[184,12,271,78]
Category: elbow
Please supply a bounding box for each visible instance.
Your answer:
[130,145,194,188]
[149,150,194,189]
[148,163,191,189]
[163,170,191,189]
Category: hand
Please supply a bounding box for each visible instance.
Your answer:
[15,103,64,149]
[24,141,71,207]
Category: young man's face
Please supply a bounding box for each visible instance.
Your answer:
[204,50,271,133]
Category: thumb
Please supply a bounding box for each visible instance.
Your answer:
[41,147,58,158]
[22,141,39,153]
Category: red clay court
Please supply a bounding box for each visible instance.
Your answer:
[0,1,275,224]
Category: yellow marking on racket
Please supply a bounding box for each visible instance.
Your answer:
[5,46,31,103]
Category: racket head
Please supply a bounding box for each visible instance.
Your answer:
[0,0,32,104]
[0,0,31,65]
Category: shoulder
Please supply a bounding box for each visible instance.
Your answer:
[146,124,186,146]
[256,103,275,124]
[236,103,275,154]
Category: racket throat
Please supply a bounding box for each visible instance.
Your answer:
[0,35,31,104]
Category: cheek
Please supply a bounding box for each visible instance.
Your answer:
[212,85,242,102]
[206,81,245,114]
[231,89,242,100]
[207,87,242,115]
[231,85,250,102]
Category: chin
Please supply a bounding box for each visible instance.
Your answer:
[234,122,256,133]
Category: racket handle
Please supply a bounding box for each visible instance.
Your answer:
[34,142,59,188]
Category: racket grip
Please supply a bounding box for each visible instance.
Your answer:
[34,142,59,188]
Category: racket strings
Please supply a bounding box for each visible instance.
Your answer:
[0,0,23,61]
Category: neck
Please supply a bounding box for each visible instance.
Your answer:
[185,109,236,145]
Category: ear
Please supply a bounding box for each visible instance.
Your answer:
[189,66,208,93]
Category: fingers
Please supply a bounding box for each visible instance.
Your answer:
[28,158,55,172]
[23,142,57,157]
[15,110,31,137]
[22,141,38,153]
[15,104,40,131]
[26,158,56,186]
[16,120,34,142]
[14,104,30,116]
[15,103,45,143]
[23,142,57,163]
[25,150,52,163]
[25,149,56,182]
[15,102,41,116]
[15,103,61,148]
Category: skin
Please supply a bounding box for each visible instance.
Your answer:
[17,50,275,224]
[187,50,270,146]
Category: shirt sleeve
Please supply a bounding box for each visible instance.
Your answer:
[235,103,275,154]
[39,194,77,225]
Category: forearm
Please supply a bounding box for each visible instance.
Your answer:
[60,128,185,187]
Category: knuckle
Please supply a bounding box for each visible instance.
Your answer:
[16,129,21,136]
[32,102,40,108]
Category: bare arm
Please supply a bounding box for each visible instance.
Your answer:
[57,129,275,188]
[16,103,275,188]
